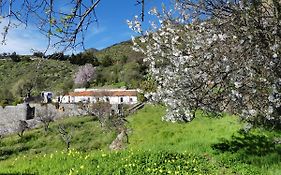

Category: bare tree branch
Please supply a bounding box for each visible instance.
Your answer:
[0,0,102,51]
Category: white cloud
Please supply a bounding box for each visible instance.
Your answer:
[0,20,108,55]
[0,20,49,55]
[90,26,106,36]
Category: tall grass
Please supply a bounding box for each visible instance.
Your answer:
[127,105,241,153]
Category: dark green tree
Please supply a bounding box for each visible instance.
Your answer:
[100,55,113,67]
[10,52,20,62]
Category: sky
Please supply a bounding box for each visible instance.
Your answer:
[0,0,172,55]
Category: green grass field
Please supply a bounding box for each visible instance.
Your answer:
[0,105,280,174]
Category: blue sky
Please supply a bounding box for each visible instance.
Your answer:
[0,0,171,55]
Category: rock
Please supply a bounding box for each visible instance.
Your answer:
[109,130,128,150]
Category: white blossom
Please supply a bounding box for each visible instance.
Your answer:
[129,1,281,128]
[74,64,95,87]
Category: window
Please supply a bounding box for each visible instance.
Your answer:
[120,97,123,103]
[106,97,109,102]
[129,98,133,102]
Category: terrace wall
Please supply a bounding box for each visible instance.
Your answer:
[0,103,87,135]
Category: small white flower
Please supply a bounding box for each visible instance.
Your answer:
[268,106,274,114]
[218,33,227,41]
[234,81,242,88]
[249,109,257,116]
[268,95,275,102]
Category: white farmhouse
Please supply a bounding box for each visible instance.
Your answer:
[58,88,138,105]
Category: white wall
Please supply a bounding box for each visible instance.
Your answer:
[60,95,72,103]
[59,95,138,105]
[109,96,137,105]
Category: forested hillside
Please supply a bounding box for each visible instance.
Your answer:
[91,41,146,88]
[0,60,77,105]
[95,40,143,63]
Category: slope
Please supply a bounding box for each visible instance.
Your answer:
[0,105,280,174]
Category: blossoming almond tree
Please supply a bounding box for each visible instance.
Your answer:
[129,0,281,129]
[74,63,95,87]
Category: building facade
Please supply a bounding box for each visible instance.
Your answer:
[58,88,138,105]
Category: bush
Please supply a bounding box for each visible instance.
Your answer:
[12,98,23,106]
[137,93,146,102]
[0,100,8,107]
[100,55,113,67]
[0,88,14,106]
[33,52,44,58]
[10,52,21,62]
[21,56,32,62]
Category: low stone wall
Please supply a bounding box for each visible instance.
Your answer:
[0,103,88,136]
[0,104,27,123]
[0,104,28,134]
[30,103,88,118]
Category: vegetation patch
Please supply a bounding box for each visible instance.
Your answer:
[0,149,228,175]
[0,105,280,174]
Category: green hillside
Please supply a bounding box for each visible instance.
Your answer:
[0,105,280,174]
[0,59,77,102]
[92,40,146,88]
[95,40,144,63]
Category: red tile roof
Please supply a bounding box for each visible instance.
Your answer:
[68,90,137,97]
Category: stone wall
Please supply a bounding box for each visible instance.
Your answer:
[0,103,124,136]
[29,103,88,119]
[0,103,28,134]
[0,103,88,136]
